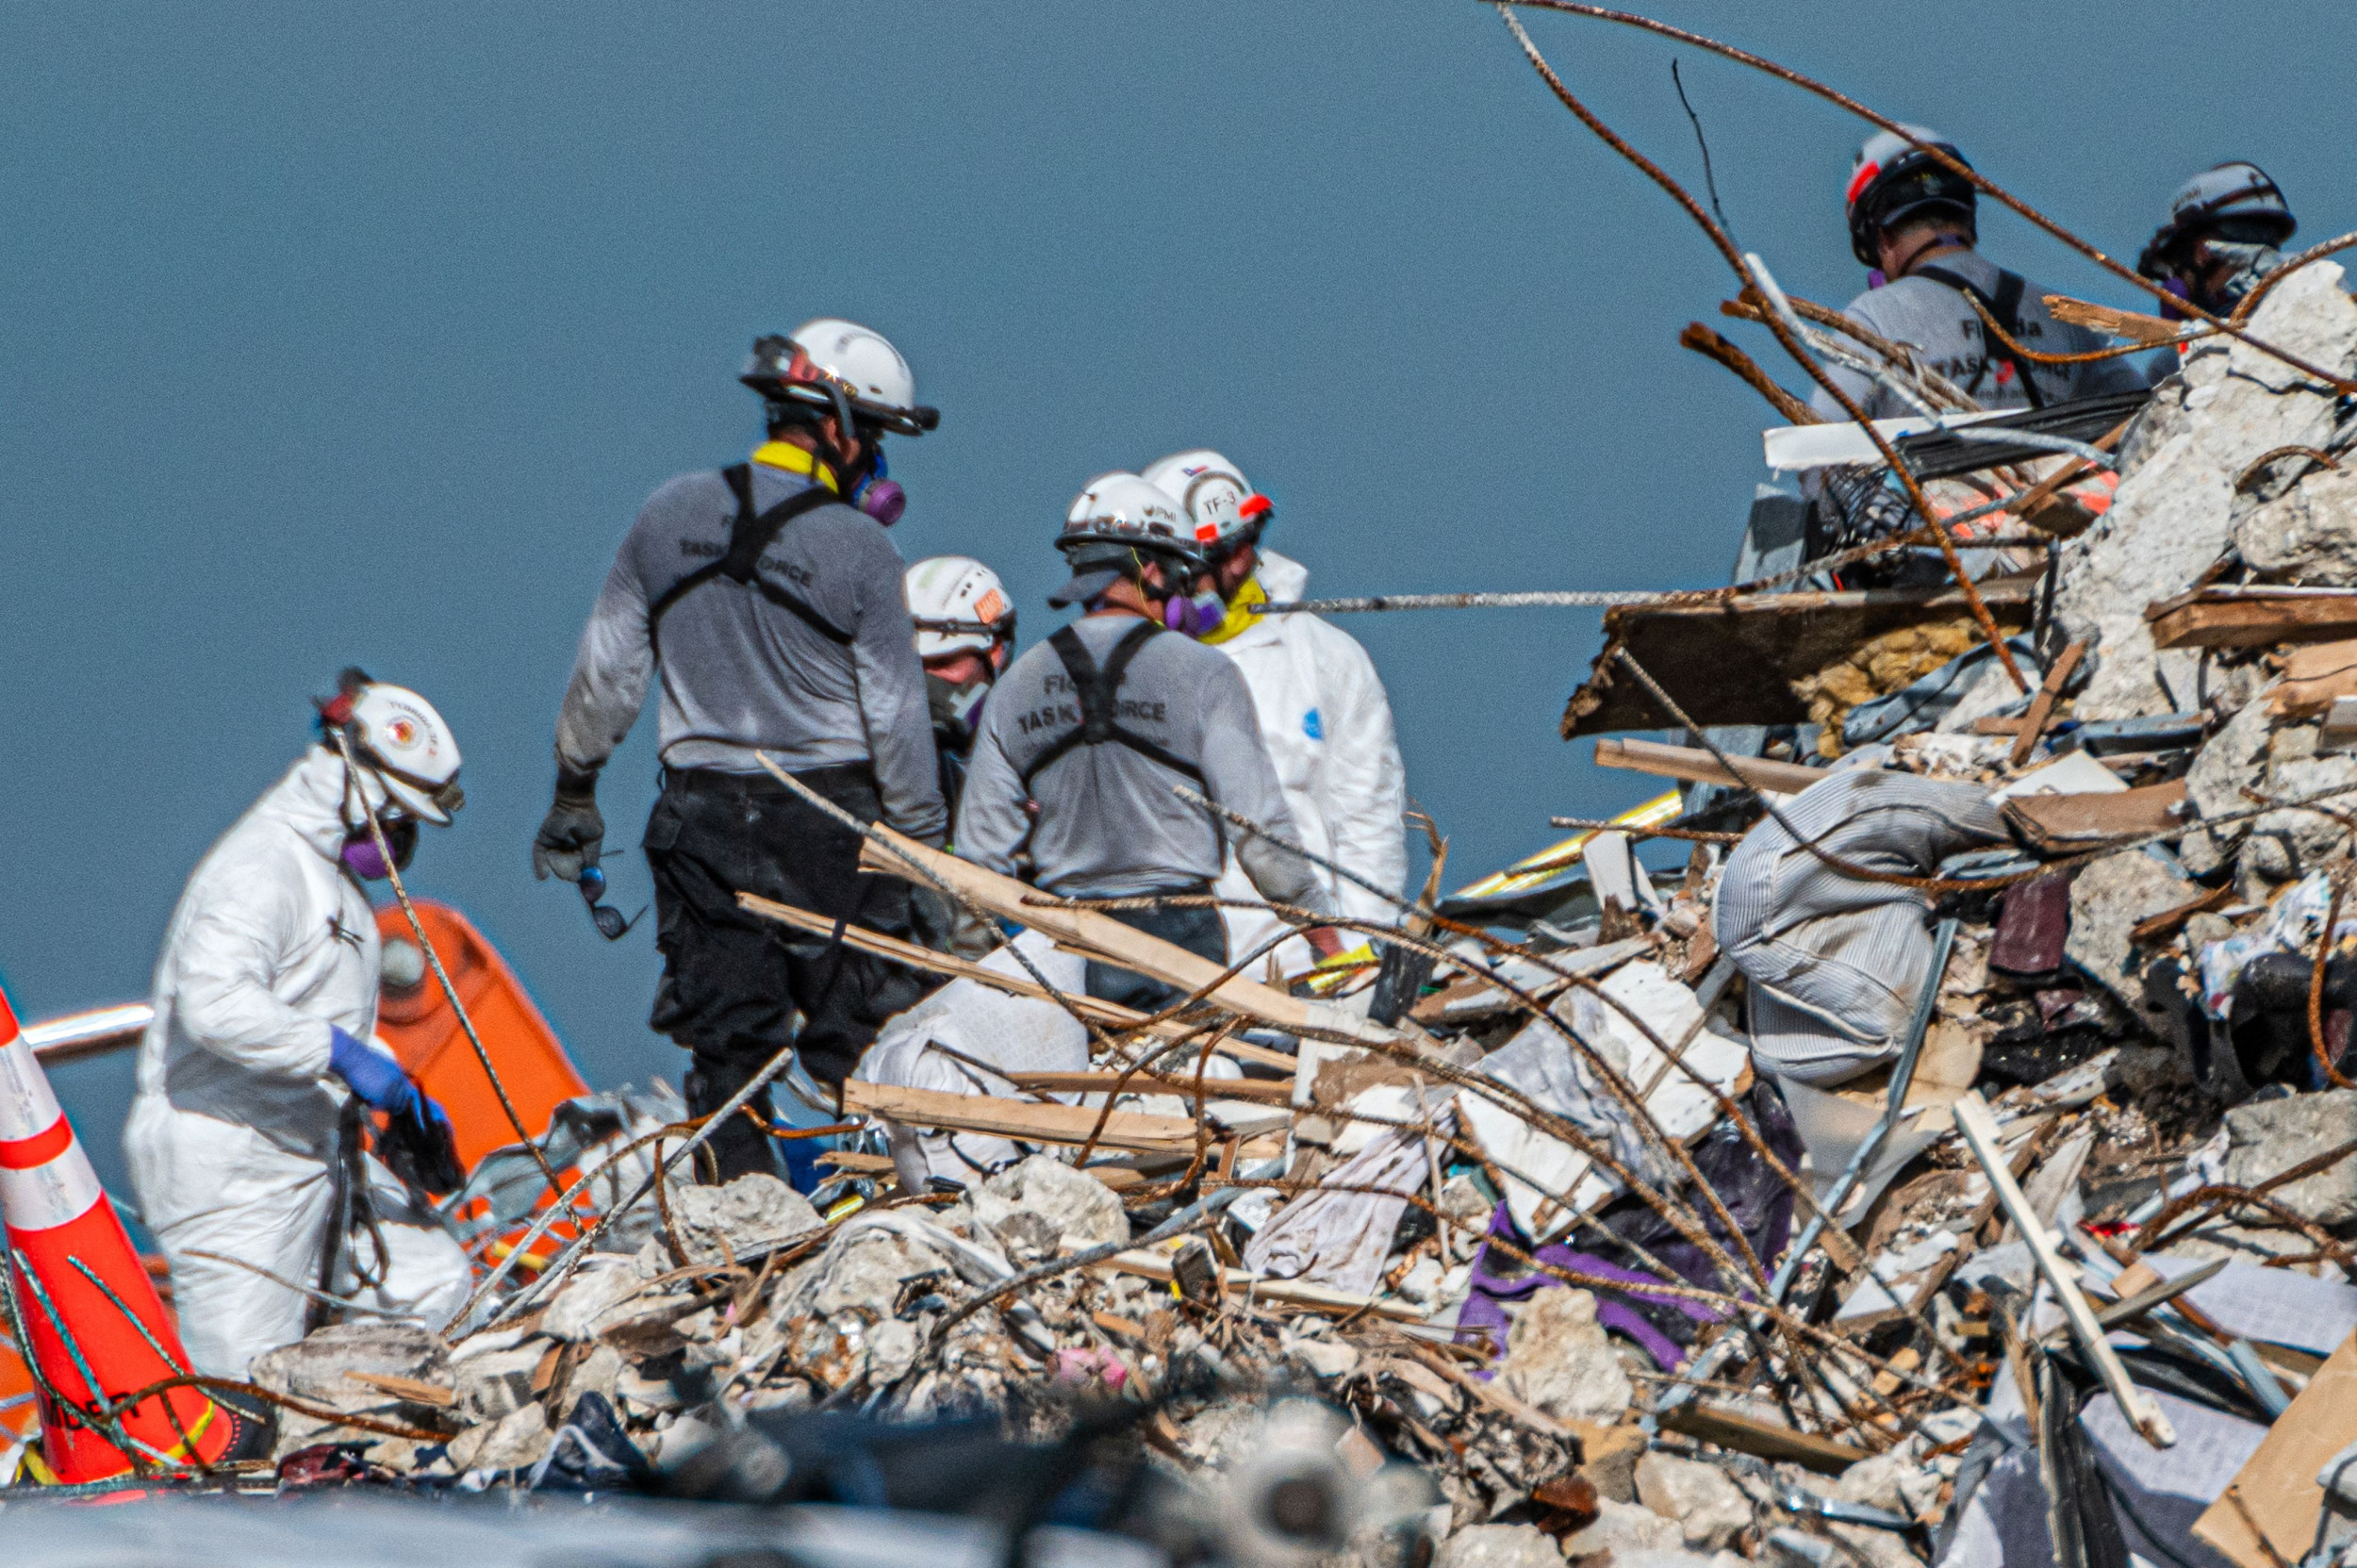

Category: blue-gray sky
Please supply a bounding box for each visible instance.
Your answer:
[6,2,2349,1196]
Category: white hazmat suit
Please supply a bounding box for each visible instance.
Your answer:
[124,746,470,1378]
[1207,549,1409,982]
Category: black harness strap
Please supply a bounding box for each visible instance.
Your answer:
[1916,264,2048,410]
[648,463,850,654]
[1020,621,1210,794]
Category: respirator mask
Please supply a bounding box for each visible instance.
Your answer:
[1162,586,1227,638]
[927,669,992,747]
[341,817,418,881]
[849,446,906,526]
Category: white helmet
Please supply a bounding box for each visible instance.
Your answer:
[318,669,465,826]
[740,318,939,437]
[906,555,1015,660]
[1050,472,1200,607]
[1141,449,1272,555]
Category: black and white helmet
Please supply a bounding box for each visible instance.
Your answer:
[1845,125,1976,267]
[2138,162,2297,279]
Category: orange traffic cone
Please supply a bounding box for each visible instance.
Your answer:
[0,983,257,1480]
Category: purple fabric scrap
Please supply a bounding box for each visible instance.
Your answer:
[1453,1199,1723,1374]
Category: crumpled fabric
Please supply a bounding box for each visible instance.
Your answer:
[856,930,1091,1189]
[1244,1103,1453,1296]
[1455,1080,1804,1372]
[1457,1011,1678,1241]
[527,1391,653,1493]
[1713,767,2007,1084]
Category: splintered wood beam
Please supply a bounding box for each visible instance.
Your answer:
[2147,589,2357,650]
[838,1080,1206,1155]
[2044,294,2184,348]
[1593,737,1829,796]
[849,824,1405,1048]
[2011,639,2088,767]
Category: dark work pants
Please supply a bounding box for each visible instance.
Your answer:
[1082,894,1228,1015]
[645,764,929,1183]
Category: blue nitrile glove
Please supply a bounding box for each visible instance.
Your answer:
[330,1026,420,1118]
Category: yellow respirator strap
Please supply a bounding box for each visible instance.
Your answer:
[1196,573,1267,646]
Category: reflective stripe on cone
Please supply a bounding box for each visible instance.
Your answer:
[0,985,244,1480]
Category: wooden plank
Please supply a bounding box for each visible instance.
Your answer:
[1561,578,2038,738]
[1006,1070,1294,1102]
[344,1370,454,1408]
[2129,883,2234,945]
[2001,778,2187,850]
[815,1150,897,1175]
[739,894,1296,1073]
[739,893,1173,1035]
[2011,639,2087,767]
[838,1080,1205,1155]
[1593,736,1830,796]
[849,823,1405,1048]
[2193,1330,2357,1568]
[2148,590,2357,650]
[1656,1402,1862,1475]
[1955,1090,2173,1446]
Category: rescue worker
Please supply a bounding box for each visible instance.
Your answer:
[905,554,1017,833]
[1814,125,2146,421]
[124,672,472,1378]
[1139,451,1407,984]
[535,320,946,1182]
[954,473,1345,1011]
[2136,161,2299,384]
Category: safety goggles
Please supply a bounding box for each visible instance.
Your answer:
[576,867,645,941]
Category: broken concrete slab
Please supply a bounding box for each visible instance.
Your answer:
[2239,465,2357,585]
[976,1154,1129,1249]
[248,1319,449,1456]
[1636,1451,1754,1550]
[1435,1523,1568,1568]
[2224,1089,2357,1224]
[1499,1287,1633,1426]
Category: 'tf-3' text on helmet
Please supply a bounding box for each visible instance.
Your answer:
[1141,449,1273,557]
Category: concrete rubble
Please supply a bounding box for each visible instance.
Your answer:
[28,252,2345,1568]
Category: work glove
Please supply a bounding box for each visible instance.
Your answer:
[329,1026,421,1119]
[533,766,604,882]
[377,1093,465,1197]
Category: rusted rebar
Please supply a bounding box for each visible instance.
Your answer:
[1499,2,2357,396]
[1489,5,2028,690]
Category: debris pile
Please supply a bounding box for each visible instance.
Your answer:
[8,22,2357,1568]
[25,262,2353,1568]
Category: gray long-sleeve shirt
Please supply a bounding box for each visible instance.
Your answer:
[1807,250,2147,421]
[954,613,1328,910]
[554,456,947,843]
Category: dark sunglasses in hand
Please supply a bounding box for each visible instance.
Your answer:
[576,867,646,941]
